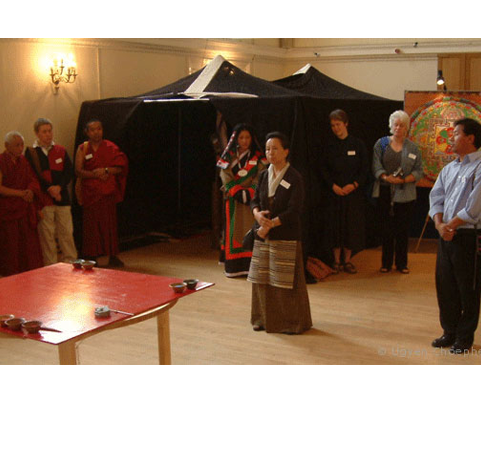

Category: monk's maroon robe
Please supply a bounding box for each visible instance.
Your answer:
[78,140,128,257]
[0,152,43,276]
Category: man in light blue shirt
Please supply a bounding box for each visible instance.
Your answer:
[429,118,481,354]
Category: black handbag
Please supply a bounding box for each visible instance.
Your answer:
[242,226,257,251]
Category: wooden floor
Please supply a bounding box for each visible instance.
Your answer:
[1,234,480,365]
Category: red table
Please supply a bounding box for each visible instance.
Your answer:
[0,263,213,364]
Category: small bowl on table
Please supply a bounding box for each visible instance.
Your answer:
[183,279,199,290]
[72,259,85,269]
[0,314,15,328]
[169,282,187,294]
[22,320,42,334]
[81,260,96,270]
[5,317,25,331]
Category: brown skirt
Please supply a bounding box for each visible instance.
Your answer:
[250,241,312,334]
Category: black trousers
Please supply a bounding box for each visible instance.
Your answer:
[436,231,481,343]
[378,185,415,269]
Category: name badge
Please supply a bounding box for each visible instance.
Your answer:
[85,154,93,160]
[248,160,256,166]
[347,151,356,156]
[237,169,248,177]
[408,153,417,160]
[55,158,63,164]
[280,179,291,190]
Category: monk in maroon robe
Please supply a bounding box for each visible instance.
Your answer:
[75,120,128,267]
[0,132,43,276]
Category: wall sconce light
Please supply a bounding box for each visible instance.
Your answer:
[436,70,447,91]
[50,54,77,92]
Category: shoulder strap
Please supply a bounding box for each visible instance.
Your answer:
[380,136,390,156]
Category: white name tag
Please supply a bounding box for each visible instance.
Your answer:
[85,154,93,160]
[280,179,291,189]
[408,153,417,160]
[55,158,63,164]
[347,151,356,156]
[248,160,256,166]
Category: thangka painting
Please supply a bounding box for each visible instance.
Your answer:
[405,91,481,187]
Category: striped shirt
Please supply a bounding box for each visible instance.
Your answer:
[429,150,481,229]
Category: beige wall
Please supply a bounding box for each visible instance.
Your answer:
[284,57,438,100]
[1,38,480,160]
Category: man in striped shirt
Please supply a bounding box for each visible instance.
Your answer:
[429,118,481,354]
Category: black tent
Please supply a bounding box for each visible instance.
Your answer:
[73,56,404,260]
[73,56,314,250]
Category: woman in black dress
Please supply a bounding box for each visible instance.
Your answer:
[319,109,369,274]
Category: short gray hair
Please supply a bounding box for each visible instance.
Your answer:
[34,118,53,133]
[5,131,24,145]
[389,110,410,134]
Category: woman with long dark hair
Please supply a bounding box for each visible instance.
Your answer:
[217,123,267,277]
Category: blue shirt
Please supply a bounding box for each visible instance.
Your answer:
[429,150,481,228]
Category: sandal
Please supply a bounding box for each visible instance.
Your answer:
[343,262,357,274]
[253,324,265,332]
[397,267,410,274]
[380,267,391,273]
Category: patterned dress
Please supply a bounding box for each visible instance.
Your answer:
[217,131,267,277]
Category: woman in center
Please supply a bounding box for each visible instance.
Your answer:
[247,132,312,334]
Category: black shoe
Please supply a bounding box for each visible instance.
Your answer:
[108,256,125,267]
[450,340,474,354]
[431,334,456,348]
[253,324,265,332]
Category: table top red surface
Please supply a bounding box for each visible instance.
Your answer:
[0,263,213,345]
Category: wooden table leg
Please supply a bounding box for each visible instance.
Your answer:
[157,310,172,365]
[58,341,77,365]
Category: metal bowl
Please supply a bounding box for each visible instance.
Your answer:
[183,279,199,290]
[0,314,15,328]
[81,260,96,270]
[169,282,187,294]
[22,320,42,334]
[72,259,85,269]
[5,317,25,331]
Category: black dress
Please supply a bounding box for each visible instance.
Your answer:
[319,134,368,256]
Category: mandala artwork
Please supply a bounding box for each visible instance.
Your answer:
[408,95,481,185]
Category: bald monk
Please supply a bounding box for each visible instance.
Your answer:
[75,120,128,267]
[0,131,43,276]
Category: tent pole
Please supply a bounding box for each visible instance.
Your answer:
[177,106,182,233]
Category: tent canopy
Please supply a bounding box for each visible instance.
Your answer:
[140,55,301,99]
[274,64,390,101]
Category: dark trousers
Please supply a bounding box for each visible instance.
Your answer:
[378,185,415,269]
[436,231,481,343]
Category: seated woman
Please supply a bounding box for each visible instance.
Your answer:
[372,110,424,274]
[217,123,267,277]
[319,109,369,274]
[247,132,312,334]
